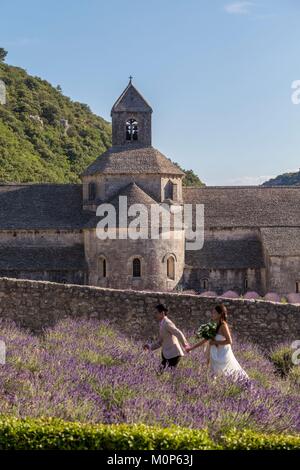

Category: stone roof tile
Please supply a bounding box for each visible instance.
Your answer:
[0,245,87,271]
[185,238,264,269]
[183,186,300,227]
[260,227,300,256]
[82,145,184,177]
[0,184,92,229]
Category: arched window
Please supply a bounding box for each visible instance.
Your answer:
[132,258,141,277]
[98,256,107,278]
[296,281,300,294]
[126,119,138,141]
[164,180,174,200]
[102,258,107,278]
[88,182,96,201]
[201,278,208,290]
[244,278,248,290]
[167,256,175,280]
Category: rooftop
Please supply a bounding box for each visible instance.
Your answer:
[260,227,300,256]
[183,186,300,228]
[82,145,184,177]
[0,184,92,230]
[111,81,153,114]
[0,183,300,232]
[0,245,87,271]
[185,238,265,269]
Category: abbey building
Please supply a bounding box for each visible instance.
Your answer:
[0,80,300,295]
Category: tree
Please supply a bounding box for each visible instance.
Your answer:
[182,169,205,187]
[0,48,8,63]
[41,101,60,124]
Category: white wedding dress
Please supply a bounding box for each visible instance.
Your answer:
[209,334,249,380]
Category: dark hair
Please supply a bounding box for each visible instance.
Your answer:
[215,304,228,331]
[155,303,168,314]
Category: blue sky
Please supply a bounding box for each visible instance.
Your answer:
[1,0,300,185]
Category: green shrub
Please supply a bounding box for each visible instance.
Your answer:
[288,366,300,387]
[0,418,299,450]
[0,418,215,450]
[269,345,294,377]
[221,429,300,450]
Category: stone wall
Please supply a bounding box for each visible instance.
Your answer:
[0,270,86,285]
[266,255,300,294]
[83,174,183,207]
[185,267,265,296]
[0,230,86,285]
[0,277,299,349]
[84,229,185,291]
[0,229,83,246]
[112,111,151,146]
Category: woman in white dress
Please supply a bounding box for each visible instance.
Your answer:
[187,304,249,380]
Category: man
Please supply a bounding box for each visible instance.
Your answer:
[144,304,190,370]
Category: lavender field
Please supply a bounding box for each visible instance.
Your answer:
[0,318,299,435]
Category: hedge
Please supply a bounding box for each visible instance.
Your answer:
[0,417,299,450]
[221,428,300,450]
[0,418,215,450]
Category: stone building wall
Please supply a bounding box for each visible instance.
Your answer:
[83,175,183,206]
[0,277,299,350]
[0,270,86,285]
[184,228,266,294]
[112,111,151,146]
[185,267,265,295]
[0,229,83,246]
[0,230,86,285]
[266,256,300,294]
[84,228,185,291]
[87,174,162,203]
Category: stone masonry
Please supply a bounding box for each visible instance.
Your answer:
[0,277,299,350]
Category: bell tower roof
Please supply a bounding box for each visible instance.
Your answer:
[111,79,153,115]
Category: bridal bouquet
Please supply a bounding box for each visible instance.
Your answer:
[196,321,217,340]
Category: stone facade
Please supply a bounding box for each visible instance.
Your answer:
[80,81,187,291]
[184,228,266,294]
[0,277,299,350]
[111,81,152,147]
[82,173,183,209]
[112,111,152,147]
[0,81,300,295]
[84,229,185,291]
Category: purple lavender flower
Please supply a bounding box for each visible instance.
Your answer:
[0,318,298,434]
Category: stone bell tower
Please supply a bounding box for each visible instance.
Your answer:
[82,79,186,291]
[111,77,153,147]
[82,79,185,208]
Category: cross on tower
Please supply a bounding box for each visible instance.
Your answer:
[129,75,133,83]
